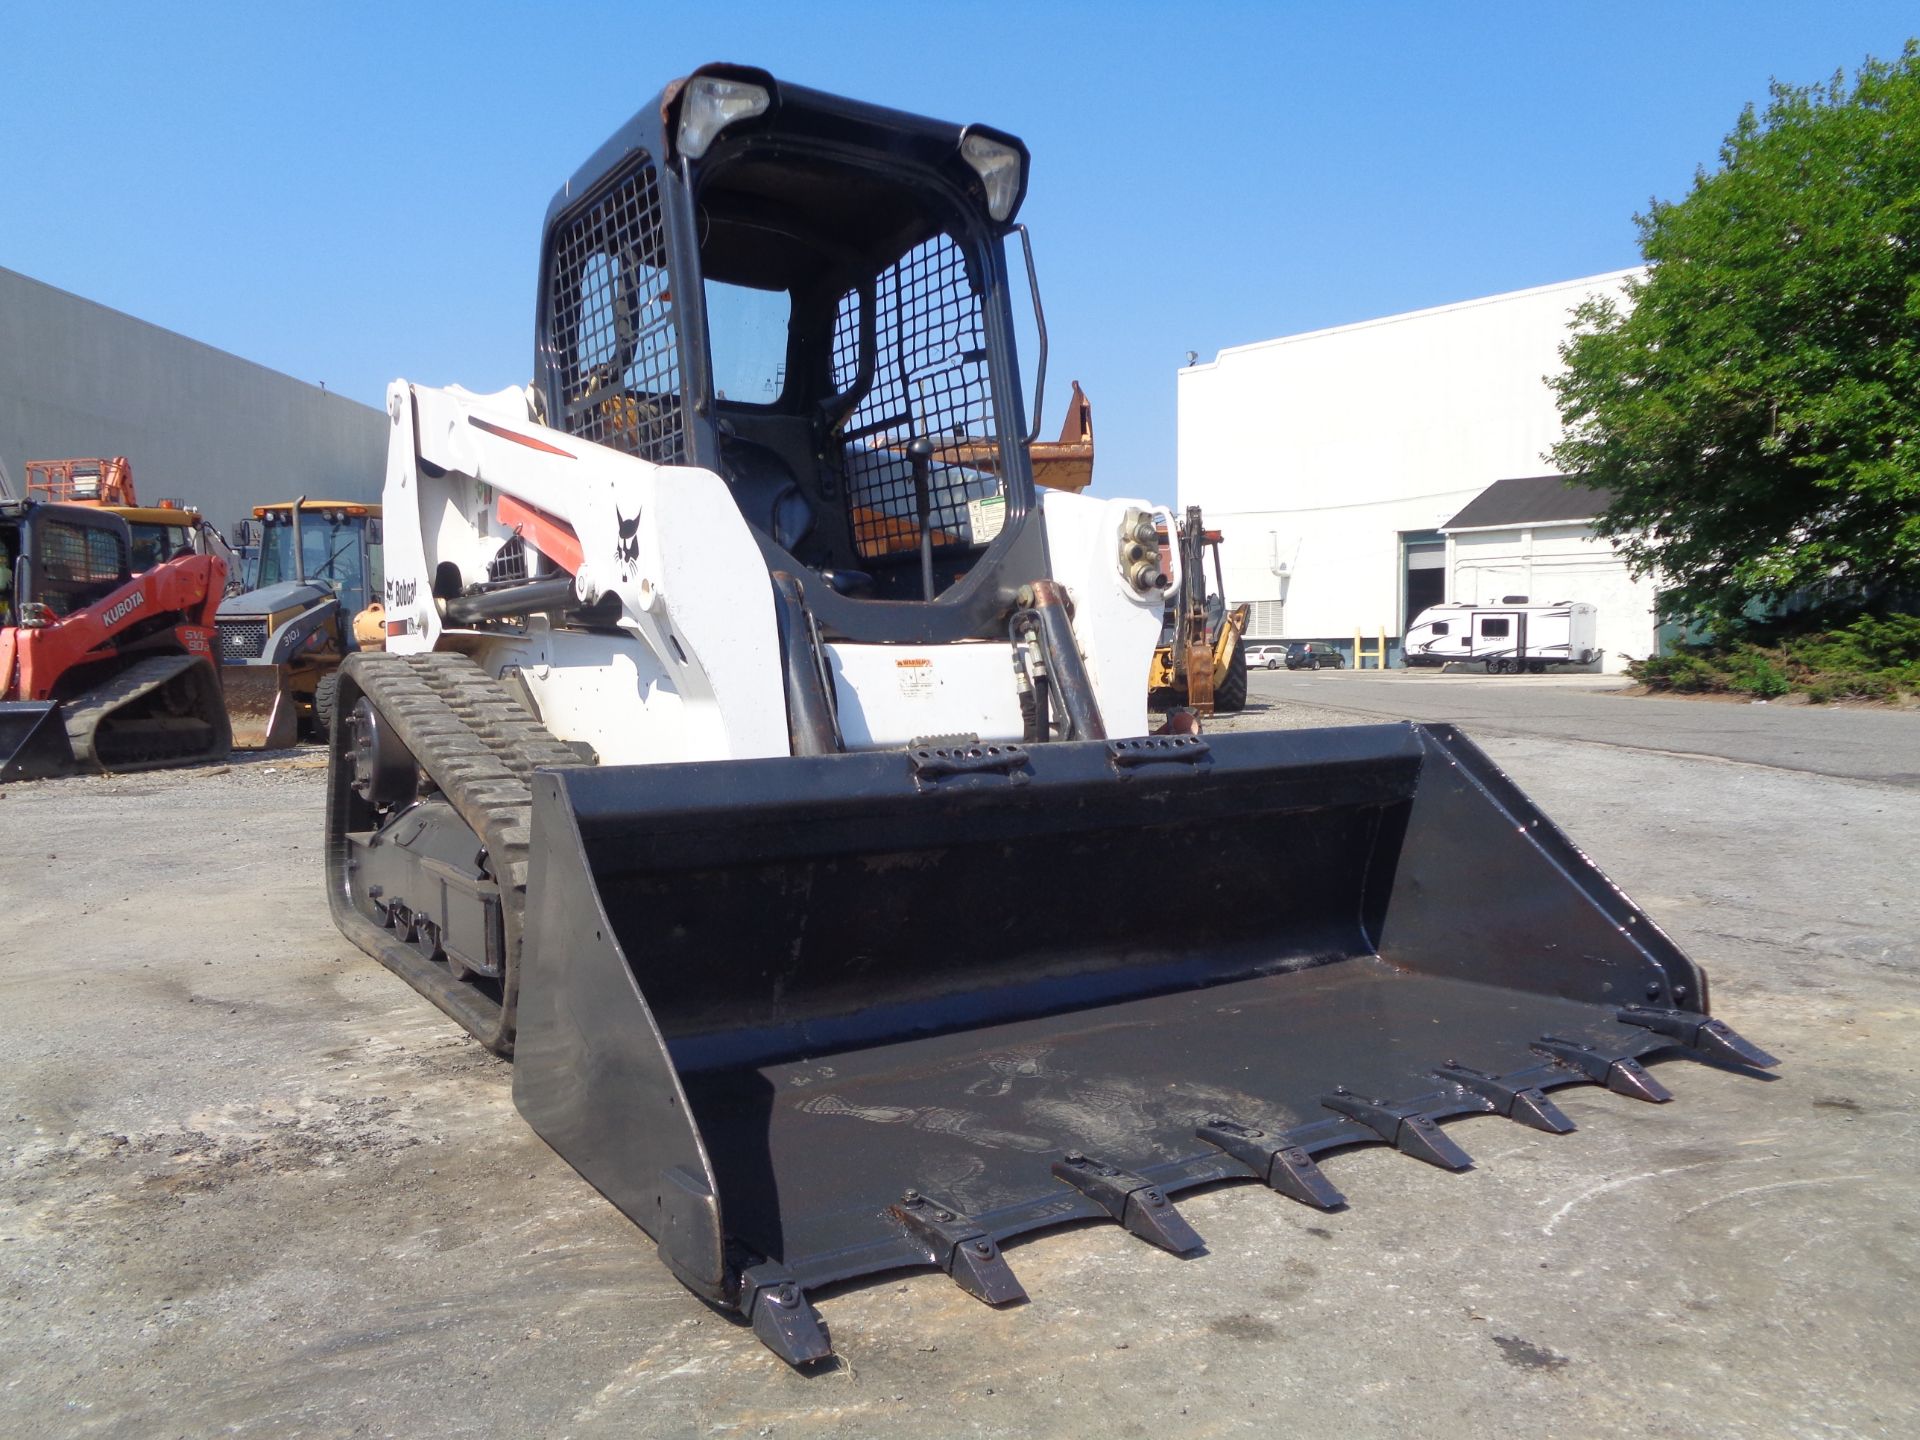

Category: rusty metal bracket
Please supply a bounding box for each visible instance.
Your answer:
[1197,1117,1346,1210]
[740,1261,832,1367]
[1321,1088,1481,1170]
[887,1192,1026,1305]
[1533,1036,1673,1102]
[1615,1006,1780,1069]
[1434,1062,1576,1134]
[1052,1152,1203,1254]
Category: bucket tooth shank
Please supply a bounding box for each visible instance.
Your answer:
[1533,1037,1674,1103]
[889,1194,1026,1305]
[1053,1153,1203,1255]
[742,1263,832,1368]
[1435,1063,1577,1134]
[1197,1119,1347,1210]
[1322,1090,1478,1170]
[1616,1006,1781,1070]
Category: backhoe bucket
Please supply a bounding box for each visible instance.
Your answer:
[0,702,78,782]
[222,664,298,749]
[513,723,1774,1364]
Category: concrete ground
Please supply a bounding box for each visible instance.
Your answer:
[1228,663,1920,786]
[3,677,1917,1439]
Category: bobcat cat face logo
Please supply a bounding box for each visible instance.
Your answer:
[614,506,641,580]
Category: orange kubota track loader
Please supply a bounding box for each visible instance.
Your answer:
[0,497,231,780]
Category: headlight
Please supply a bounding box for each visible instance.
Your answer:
[961,132,1023,221]
[677,76,770,159]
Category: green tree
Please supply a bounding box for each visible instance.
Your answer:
[1548,44,1920,626]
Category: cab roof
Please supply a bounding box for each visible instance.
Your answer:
[106,505,202,526]
[252,501,381,517]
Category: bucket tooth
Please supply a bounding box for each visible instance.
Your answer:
[1602,1057,1674,1103]
[1197,1118,1347,1211]
[742,1264,833,1368]
[1616,1006,1781,1070]
[1533,1037,1674,1103]
[1321,1090,1475,1170]
[888,1194,1026,1306]
[1435,1063,1576,1135]
[1053,1153,1203,1255]
[1268,1144,1348,1211]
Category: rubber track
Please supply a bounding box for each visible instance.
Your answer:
[344,651,580,952]
[64,653,227,771]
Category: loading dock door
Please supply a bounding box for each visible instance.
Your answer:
[1402,534,1445,633]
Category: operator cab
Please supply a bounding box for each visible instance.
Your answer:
[537,66,1046,644]
[0,501,132,623]
[251,503,384,617]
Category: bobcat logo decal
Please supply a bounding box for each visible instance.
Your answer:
[614,506,641,581]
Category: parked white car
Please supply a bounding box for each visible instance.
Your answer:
[1244,644,1288,670]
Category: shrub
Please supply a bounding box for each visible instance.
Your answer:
[1630,654,1726,693]
[1632,612,1918,703]
[1786,613,1920,673]
[1724,648,1791,698]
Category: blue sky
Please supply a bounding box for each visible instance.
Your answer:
[3,2,1914,500]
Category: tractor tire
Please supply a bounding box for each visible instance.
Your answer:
[312,671,341,745]
[1213,636,1249,712]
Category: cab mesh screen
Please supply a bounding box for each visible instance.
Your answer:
[546,156,685,467]
[835,234,1005,560]
[36,521,126,616]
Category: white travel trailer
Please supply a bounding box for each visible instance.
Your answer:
[1404,598,1599,673]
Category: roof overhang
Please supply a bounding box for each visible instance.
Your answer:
[1441,517,1600,536]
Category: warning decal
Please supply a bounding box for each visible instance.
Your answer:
[966,494,1006,544]
[896,656,937,700]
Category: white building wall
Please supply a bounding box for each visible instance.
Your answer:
[1446,522,1657,671]
[1177,270,1641,645]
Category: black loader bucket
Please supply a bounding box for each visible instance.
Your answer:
[513,723,1775,1365]
[0,701,78,782]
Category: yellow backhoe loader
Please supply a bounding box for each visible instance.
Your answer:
[1150,506,1248,715]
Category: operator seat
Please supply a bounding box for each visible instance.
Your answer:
[719,435,815,553]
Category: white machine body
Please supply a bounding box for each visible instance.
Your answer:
[380,382,1174,763]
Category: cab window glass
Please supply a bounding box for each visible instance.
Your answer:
[706,279,792,404]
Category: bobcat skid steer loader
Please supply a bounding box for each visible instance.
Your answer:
[326,66,1775,1366]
